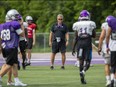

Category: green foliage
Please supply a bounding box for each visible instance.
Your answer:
[0,0,116,32]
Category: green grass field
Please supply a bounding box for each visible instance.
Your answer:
[2,65,105,87]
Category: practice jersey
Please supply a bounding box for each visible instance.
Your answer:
[101,22,111,53]
[72,20,96,49]
[20,22,28,41]
[27,23,36,38]
[0,21,22,49]
[107,18,116,51]
[73,21,96,38]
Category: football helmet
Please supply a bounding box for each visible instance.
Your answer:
[5,15,11,22]
[79,10,90,20]
[105,15,115,22]
[6,9,21,21]
[25,16,33,21]
[25,16,33,24]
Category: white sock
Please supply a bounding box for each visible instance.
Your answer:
[51,65,54,66]
[14,77,19,82]
[111,74,114,81]
[77,60,79,64]
[106,75,110,82]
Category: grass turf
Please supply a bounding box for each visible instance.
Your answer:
[2,64,105,87]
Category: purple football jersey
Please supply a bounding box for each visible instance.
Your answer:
[0,21,21,49]
[107,18,116,31]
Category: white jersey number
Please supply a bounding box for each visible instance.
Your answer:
[1,29,11,40]
[80,27,87,34]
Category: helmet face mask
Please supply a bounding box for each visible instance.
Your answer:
[79,10,90,20]
[6,9,21,21]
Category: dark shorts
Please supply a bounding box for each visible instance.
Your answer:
[52,41,66,53]
[19,40,26,53]
[2,48,18,66]
[77,38,92,49]
[77,48,92,61]
[27,38,33,49]
[110,51,116,67]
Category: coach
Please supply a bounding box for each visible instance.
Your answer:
[49,14,69,70]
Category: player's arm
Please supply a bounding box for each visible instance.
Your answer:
[98,29,106,55]
[91,21,96,38]
[19,18,26,39]
[65,25,69,46]
[92,29,96,38]
[72,31,78,56]
[23,22,28,39]
[65,32,69,46]
[16,28,24,37]
[49,31,53,47]
[33,29,36,46]
[106,26,112,53]
[13,19,25,37]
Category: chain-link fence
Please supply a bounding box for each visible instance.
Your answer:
[32,32,100,53]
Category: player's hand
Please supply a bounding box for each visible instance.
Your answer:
[72,50,76,56]
[49,42,52,47]
[18,18,24,25]
[33,42,35,46]
[66,41,69,46]
[98,49,101,55]
[106,48,110,54]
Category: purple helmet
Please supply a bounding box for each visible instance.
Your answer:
[105,15,115,22]
[79,10,90,20]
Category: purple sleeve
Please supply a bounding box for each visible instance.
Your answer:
[12,21,21,30]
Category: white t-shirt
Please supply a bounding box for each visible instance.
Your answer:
[20,22,28,41]
[101,22,116,52]
[101,22,109,53]
[72,20,96,36]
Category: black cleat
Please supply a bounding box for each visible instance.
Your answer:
[81,78,87,84]
[61,66,65,70]
[50,66,54,70]
[80,72,87,84]
[25,62,31,66]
